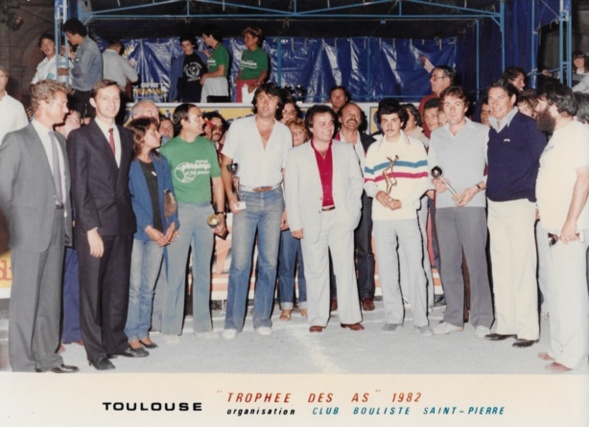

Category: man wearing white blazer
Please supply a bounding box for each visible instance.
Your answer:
[285,104,364,333]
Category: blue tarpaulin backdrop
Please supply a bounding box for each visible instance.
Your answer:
[89,0,568,103]
[119,36,457,103]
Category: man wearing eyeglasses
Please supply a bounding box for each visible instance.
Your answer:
[418,66,455,138]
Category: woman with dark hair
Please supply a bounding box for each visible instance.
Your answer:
[200,25,230,102]
[235,26,269,103]
[277,118,309,320]
[401,103,429,147]
[125,118,179,352]
[571,50,588,86]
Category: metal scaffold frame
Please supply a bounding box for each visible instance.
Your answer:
[54,1,571,97]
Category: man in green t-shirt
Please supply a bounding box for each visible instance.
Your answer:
[200,25,230,102]
[160,103,226,340]
[235,26,269,103]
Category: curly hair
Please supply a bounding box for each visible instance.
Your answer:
[30,80,67,114]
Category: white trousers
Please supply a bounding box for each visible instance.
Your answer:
[542,226,589,370]
[488,199,539,340]
[300,210,362,327]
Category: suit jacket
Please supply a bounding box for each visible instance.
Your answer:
[285,140,363,244]
[0,124,72,251]
[129,152,179,241]
[360,132,376,154]
[67,120,136,237]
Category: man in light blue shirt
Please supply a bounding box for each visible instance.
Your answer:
[63,19,102,120]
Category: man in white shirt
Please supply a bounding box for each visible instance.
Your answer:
[0,65,28,143]
[535,82,589,373]
[31,34,69,85]
[220,82,292,339]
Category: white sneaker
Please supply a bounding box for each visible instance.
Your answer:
[415,325,433,336]
[475,325,491,338]
[433,322,463,335]
[222,329,237,340]
[256,327,272,336]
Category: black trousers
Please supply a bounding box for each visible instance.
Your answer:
[76,231,133,360]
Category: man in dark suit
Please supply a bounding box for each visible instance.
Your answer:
[67,79,141,371]
[335,102,377,311]
[0,80,78,373]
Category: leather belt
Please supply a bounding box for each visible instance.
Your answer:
[321,205,336,212]
[240,183,281,193]
[252,186,273,192]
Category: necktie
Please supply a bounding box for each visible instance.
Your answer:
[49,131,64,206]
[108,128,116,156]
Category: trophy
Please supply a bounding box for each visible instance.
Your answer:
[226,163,246,210]
[163,189,178,217]
[207,213,221,227]
[431,166,457,196]
[382,155,399,194]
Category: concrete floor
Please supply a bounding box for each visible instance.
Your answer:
[1,300,583,375]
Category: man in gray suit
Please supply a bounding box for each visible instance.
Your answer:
[285,104,364,333]
[0,80,78,373]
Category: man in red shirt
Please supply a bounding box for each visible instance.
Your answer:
[285,105,364,333]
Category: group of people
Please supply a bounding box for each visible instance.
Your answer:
[26,18,269,122]
[1,28,588,374]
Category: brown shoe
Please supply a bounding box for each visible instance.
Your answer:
[545,361,572,373]
[361,298,375,311]
[340,322,365,331]
[309,326,324,333]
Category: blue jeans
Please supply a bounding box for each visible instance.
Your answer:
[125,239,164,341]
[224,187,284,331]
[278,230,307,310]
[163,203,214,334]
[62,247,81,343]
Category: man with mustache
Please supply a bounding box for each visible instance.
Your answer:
[535,82,589,372]
[203,110,228,154]
[336,102,376,312]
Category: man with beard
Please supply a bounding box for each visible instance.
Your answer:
[335,102,376,311]
[535,82,589,372]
